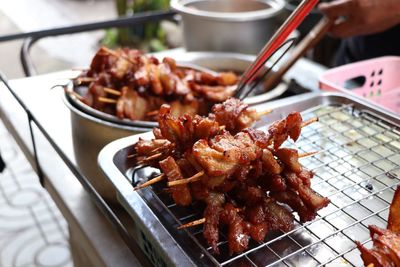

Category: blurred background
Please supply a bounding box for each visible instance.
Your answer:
[0,0,340,79]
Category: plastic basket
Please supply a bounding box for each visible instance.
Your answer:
[319,56,400,114]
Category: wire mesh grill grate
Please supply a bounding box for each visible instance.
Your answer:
[132,103,400,267]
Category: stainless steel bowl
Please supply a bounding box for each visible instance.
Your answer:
[64,93,146,203]
[171,0,285,54]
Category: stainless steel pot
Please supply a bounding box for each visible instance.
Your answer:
[171,0,285,54]
[64,93,146,203]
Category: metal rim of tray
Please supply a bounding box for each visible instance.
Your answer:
[98,91,400,266]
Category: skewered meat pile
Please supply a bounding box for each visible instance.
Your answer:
[73,47,239,121]
[357,186,400,267]
[131,98,330,255]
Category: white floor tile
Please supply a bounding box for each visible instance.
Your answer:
[0,120,71,267]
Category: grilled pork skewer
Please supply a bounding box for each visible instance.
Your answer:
[175,151,321,230]
[134,150,318,190]
[132,103,319,191]
[168,150,319,188]
[98,96,273,120]
[75,47,245,121]
[144,108,273,122]
[129,107,328,254]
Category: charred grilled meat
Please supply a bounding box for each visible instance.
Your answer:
[357,186,400,267]
[74,47,239,121]
[130,99,328,255]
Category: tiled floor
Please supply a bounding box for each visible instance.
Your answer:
[0,2,116,266]
[0,120,72,267]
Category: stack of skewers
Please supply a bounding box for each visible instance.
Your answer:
[131,98,330,254]
[72,47,239,121]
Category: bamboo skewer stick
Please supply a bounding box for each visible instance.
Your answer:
[101,46,137,65]
[67,90,84,100]
[98,97,117,104]
[137,152,164,166]
[177,218,206,230]
[130,116,319,163]
[134,174,165,191]
[256,108,273,118]
[135,150,320,191]
[298,151,319,158]
[140,152,163,162]
[75,77,96,84]
[104,87,121,96]
[95,96,278,124]
[177,208,239,229]
[167,150,317,188]
[302,117,319,128]
[168,171,205,187]
[127,145,168,159]
[131,116,319,190]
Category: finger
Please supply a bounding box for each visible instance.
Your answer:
[318,0,353,19]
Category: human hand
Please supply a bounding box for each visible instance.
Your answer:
[319,0,400,37]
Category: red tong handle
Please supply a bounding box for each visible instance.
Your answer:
[242,0,319,85]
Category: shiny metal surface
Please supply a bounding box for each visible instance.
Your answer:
[64,94,145,202]
[99,92,400,266]
[171,0,285,54]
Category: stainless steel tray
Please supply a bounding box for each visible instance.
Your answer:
[98,92,400,267]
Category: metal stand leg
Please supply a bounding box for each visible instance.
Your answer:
[27,114,44,186]
[0,152,5,173]
[0,73,43,184]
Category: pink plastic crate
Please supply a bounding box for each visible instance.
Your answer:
[319,56,400,114]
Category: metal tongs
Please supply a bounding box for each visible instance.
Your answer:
[235,0,320,100]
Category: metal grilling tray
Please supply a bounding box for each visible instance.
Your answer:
[98,92,400,267]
